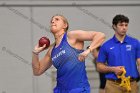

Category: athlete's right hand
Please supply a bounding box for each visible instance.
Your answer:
[33,44,46,54]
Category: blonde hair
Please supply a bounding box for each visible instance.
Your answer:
[52,14,69,32]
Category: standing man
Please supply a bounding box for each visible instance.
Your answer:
[96,14,140,93]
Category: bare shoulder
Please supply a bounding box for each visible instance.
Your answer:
[67,30,83,36]
[67,30,89,38]
[67,30,99,36]
[67,30,101,41]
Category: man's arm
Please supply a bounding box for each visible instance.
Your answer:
[137,58,140,76]
[136,40,140,76]
[96,62,124,75]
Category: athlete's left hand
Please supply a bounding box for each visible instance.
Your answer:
[78,49,90,62]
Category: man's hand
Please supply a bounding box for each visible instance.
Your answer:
[117,67,131,92]
[113,66,124,76]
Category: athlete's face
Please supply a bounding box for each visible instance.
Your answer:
[113,22,128,36]
[50,16,67,33]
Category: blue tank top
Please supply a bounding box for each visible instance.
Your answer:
[51,33,90,93]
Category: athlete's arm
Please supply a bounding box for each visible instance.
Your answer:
[68,30,105,51]
[32,46,53,76]
[67,30,105,61]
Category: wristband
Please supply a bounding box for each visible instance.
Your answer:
[87,46,92,52]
